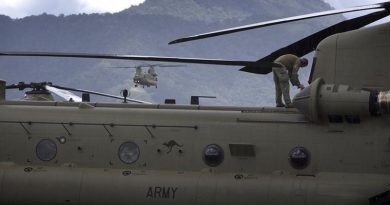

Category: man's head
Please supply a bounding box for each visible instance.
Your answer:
[299,58,308,67]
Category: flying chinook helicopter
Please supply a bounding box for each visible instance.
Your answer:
[1,1,390,205]
[109,64,185,88]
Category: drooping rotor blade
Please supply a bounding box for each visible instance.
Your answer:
[154,64,186,68]
[0,52,281,69]
[108,64,186,69]
[107,66,140,69]
[133,64,187,68]
[240,9,390,75]
[169,1,390,44]
[6,82,28,90]
[49,84,151,104]
[45,85,82,102]
[6,82,49,91]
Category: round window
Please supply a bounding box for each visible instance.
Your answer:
[288,146,310,169]
[36,139,57,161]
[118,142,140,164]
[203,144,224,167]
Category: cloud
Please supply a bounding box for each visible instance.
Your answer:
[1,0,386,19]
[323,0,386,8]
[0,0,145,18]
[79,0,144,13]
[323,0,390,24]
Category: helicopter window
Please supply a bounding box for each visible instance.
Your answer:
[345,115,360,124]
[203,144,224,167]
[328,115,343,123]
[36,139,57,161]
[308,57,316,84]
[288,146,310,170]
[118,142,140,164]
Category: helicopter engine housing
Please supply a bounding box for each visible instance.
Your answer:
[293,78,390,122]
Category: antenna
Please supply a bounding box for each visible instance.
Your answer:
[191,96,216,105]
[120,89,129,103]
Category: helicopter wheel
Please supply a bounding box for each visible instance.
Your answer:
[135,84,138,87]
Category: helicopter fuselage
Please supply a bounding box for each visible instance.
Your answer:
[133,67,158,88]
[133,73,157,87]
[0,100,389,205]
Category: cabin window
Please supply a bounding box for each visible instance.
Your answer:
[288,146,310,169]
[36,139,57,161]
[118,142,140,164]
[345,115,360,124]
[203,144,224,167]
[328,115,343,123]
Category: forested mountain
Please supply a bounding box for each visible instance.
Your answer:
[0,0,342,105]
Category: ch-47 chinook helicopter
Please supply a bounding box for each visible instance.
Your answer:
[1,1,390,205]
[109,64,185,88]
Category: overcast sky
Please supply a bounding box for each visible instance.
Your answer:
[324,0,386,8]
[0,0,387,18]
[0,0,145,18]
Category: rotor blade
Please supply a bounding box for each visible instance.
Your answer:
[6,82,50,90]
[107,66,139,69]
[45,85,82,102]
[156,64,187,67]
[6,83,25,90]
[49,84,151,104]
[108,65,185,68]
[169,2,389,44]
[137,64,187,67]
[239,9,390,75]
[0,52,281,68]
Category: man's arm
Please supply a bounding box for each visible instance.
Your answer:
[290,60,301,87]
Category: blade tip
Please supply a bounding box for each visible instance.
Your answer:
[168,38,190,45]
[168,40,181,45]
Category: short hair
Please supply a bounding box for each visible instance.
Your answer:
[300,58,308,67]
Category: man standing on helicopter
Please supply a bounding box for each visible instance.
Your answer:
[272,54,308,108]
